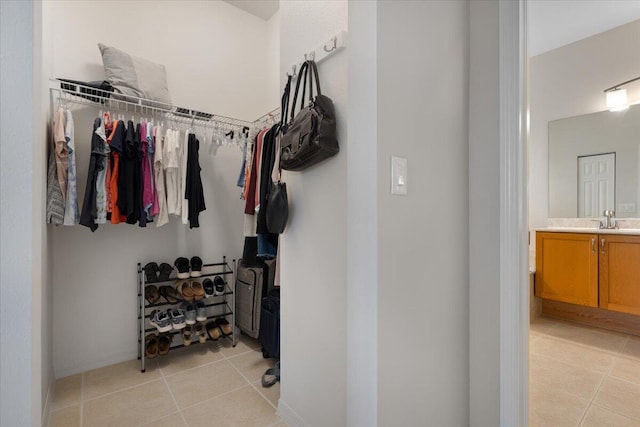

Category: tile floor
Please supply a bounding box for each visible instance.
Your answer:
[47,334,285,427]
[530,316,640,426]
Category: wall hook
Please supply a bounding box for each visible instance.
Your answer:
[323,36,337,53]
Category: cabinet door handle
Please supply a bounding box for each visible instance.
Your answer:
[591,238,596,253]
[601,238,606,254]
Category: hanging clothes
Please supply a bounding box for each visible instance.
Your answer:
[94,116,109,225]
[244,128,268,214]
[54,107,68,202]
[46,133,65,225]
[141,122,155,223]
[108,120,127,224]
[164,128,181,216]
[181,130,190,225]
[63,109,79,225]
[153,125,169,227]
[185,133,206,228]
[256,124,280,260]
[149,124,160,218]
[79,117,104,231]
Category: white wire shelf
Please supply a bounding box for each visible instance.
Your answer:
[50,79,280,131]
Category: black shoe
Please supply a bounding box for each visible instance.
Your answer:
[214,276,226,296]
[158,263,174,282]
[143,262,159,283]
[174,257,190,279]
[202,278,214,297]
[190,256,203,277]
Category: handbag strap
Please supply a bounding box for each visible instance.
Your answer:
[280,74,292,129]
[290,60,310,122]
[308,60,322,100]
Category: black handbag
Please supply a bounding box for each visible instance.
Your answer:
[266,182,288,234]
[280,60,338,171]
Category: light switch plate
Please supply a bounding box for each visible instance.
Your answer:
[391,156,407,195]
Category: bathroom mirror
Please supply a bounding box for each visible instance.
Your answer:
[548,103,640,218]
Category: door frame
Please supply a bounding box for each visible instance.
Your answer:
[499,0,528,424]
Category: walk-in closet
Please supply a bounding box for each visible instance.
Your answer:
[37,1,348,426]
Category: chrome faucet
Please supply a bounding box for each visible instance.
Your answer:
[600,210,618,229]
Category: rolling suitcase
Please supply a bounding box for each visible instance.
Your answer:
[259,288,280,359]
[235,260,265,338]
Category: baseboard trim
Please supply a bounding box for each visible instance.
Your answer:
[542,299,640,336]
[42,370,55,426]
[55,350,137,378]
[277,399,307,427]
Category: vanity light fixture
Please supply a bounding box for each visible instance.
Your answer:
[604,76,640,112]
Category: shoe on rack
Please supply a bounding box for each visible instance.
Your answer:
[158,334,172,355]
[213,276,226,296]
[195,301,207,322]
[145,285,160,304]
[215,318,233,337]
[202,278,214,297]
[182,302,197,325]
[174,257,190,279]
[195,323,207,343]
[191,281,205,301]
[168,308,186,330]
[158,263,174,282]
[145,334,159,359]
[206,321,221,341]
[175,280,195,302]
[149,310,172,333]
[143,262,159,283]
[182,325,193,346]
[190,256,203,277]
[160,285,179,304]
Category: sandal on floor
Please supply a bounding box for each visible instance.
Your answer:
[206,321,221,341]
[261,364,280,388]
[145,285,160,304]
[215,318,233,337]
[158,334,172,355]
[145,334,159,359]
[159,286,179,304]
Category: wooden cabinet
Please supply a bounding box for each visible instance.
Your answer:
[536,231,640,315]
[535,232,598,307]
[599,234,640,315]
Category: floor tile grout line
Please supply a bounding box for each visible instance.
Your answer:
[81,375,164,403]
[588,402,640,423]
[157,364,188,427]
[536,332,629,357]
[576,401,593,427]
[178,383,252,412]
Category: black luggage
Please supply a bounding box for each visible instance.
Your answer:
[259,288,280,359]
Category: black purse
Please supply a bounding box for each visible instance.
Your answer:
[280,60,338,171]
[266,75,292,234]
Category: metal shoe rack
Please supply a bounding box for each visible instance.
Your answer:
[137,257,238,373]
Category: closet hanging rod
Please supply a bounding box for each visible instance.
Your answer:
[287,30,347,77]
[49,79,262,129]
[253,107,281,124]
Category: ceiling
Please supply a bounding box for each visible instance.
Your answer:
[223,0,279,21]
[528,0,640,57]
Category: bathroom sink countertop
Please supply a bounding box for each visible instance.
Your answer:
[537,227,640,235]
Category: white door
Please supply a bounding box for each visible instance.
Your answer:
[578,153,615,217]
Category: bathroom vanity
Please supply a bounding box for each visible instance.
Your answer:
[535,229,640,333]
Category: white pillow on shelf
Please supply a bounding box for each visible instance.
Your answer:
[98,43,172,107]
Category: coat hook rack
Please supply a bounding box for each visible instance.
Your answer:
[287,30,347,77]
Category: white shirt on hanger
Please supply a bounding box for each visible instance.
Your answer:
[164,128,181,216]
[181,129,190,225]
[154,125,169,227]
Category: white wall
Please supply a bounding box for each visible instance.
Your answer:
[1,1,44,425]
[529,19,640,230]
[346,2,378,426]
[376,1,469,425]
[278,1,348,426]
[47,1,279,377]
[468,1,500,425]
